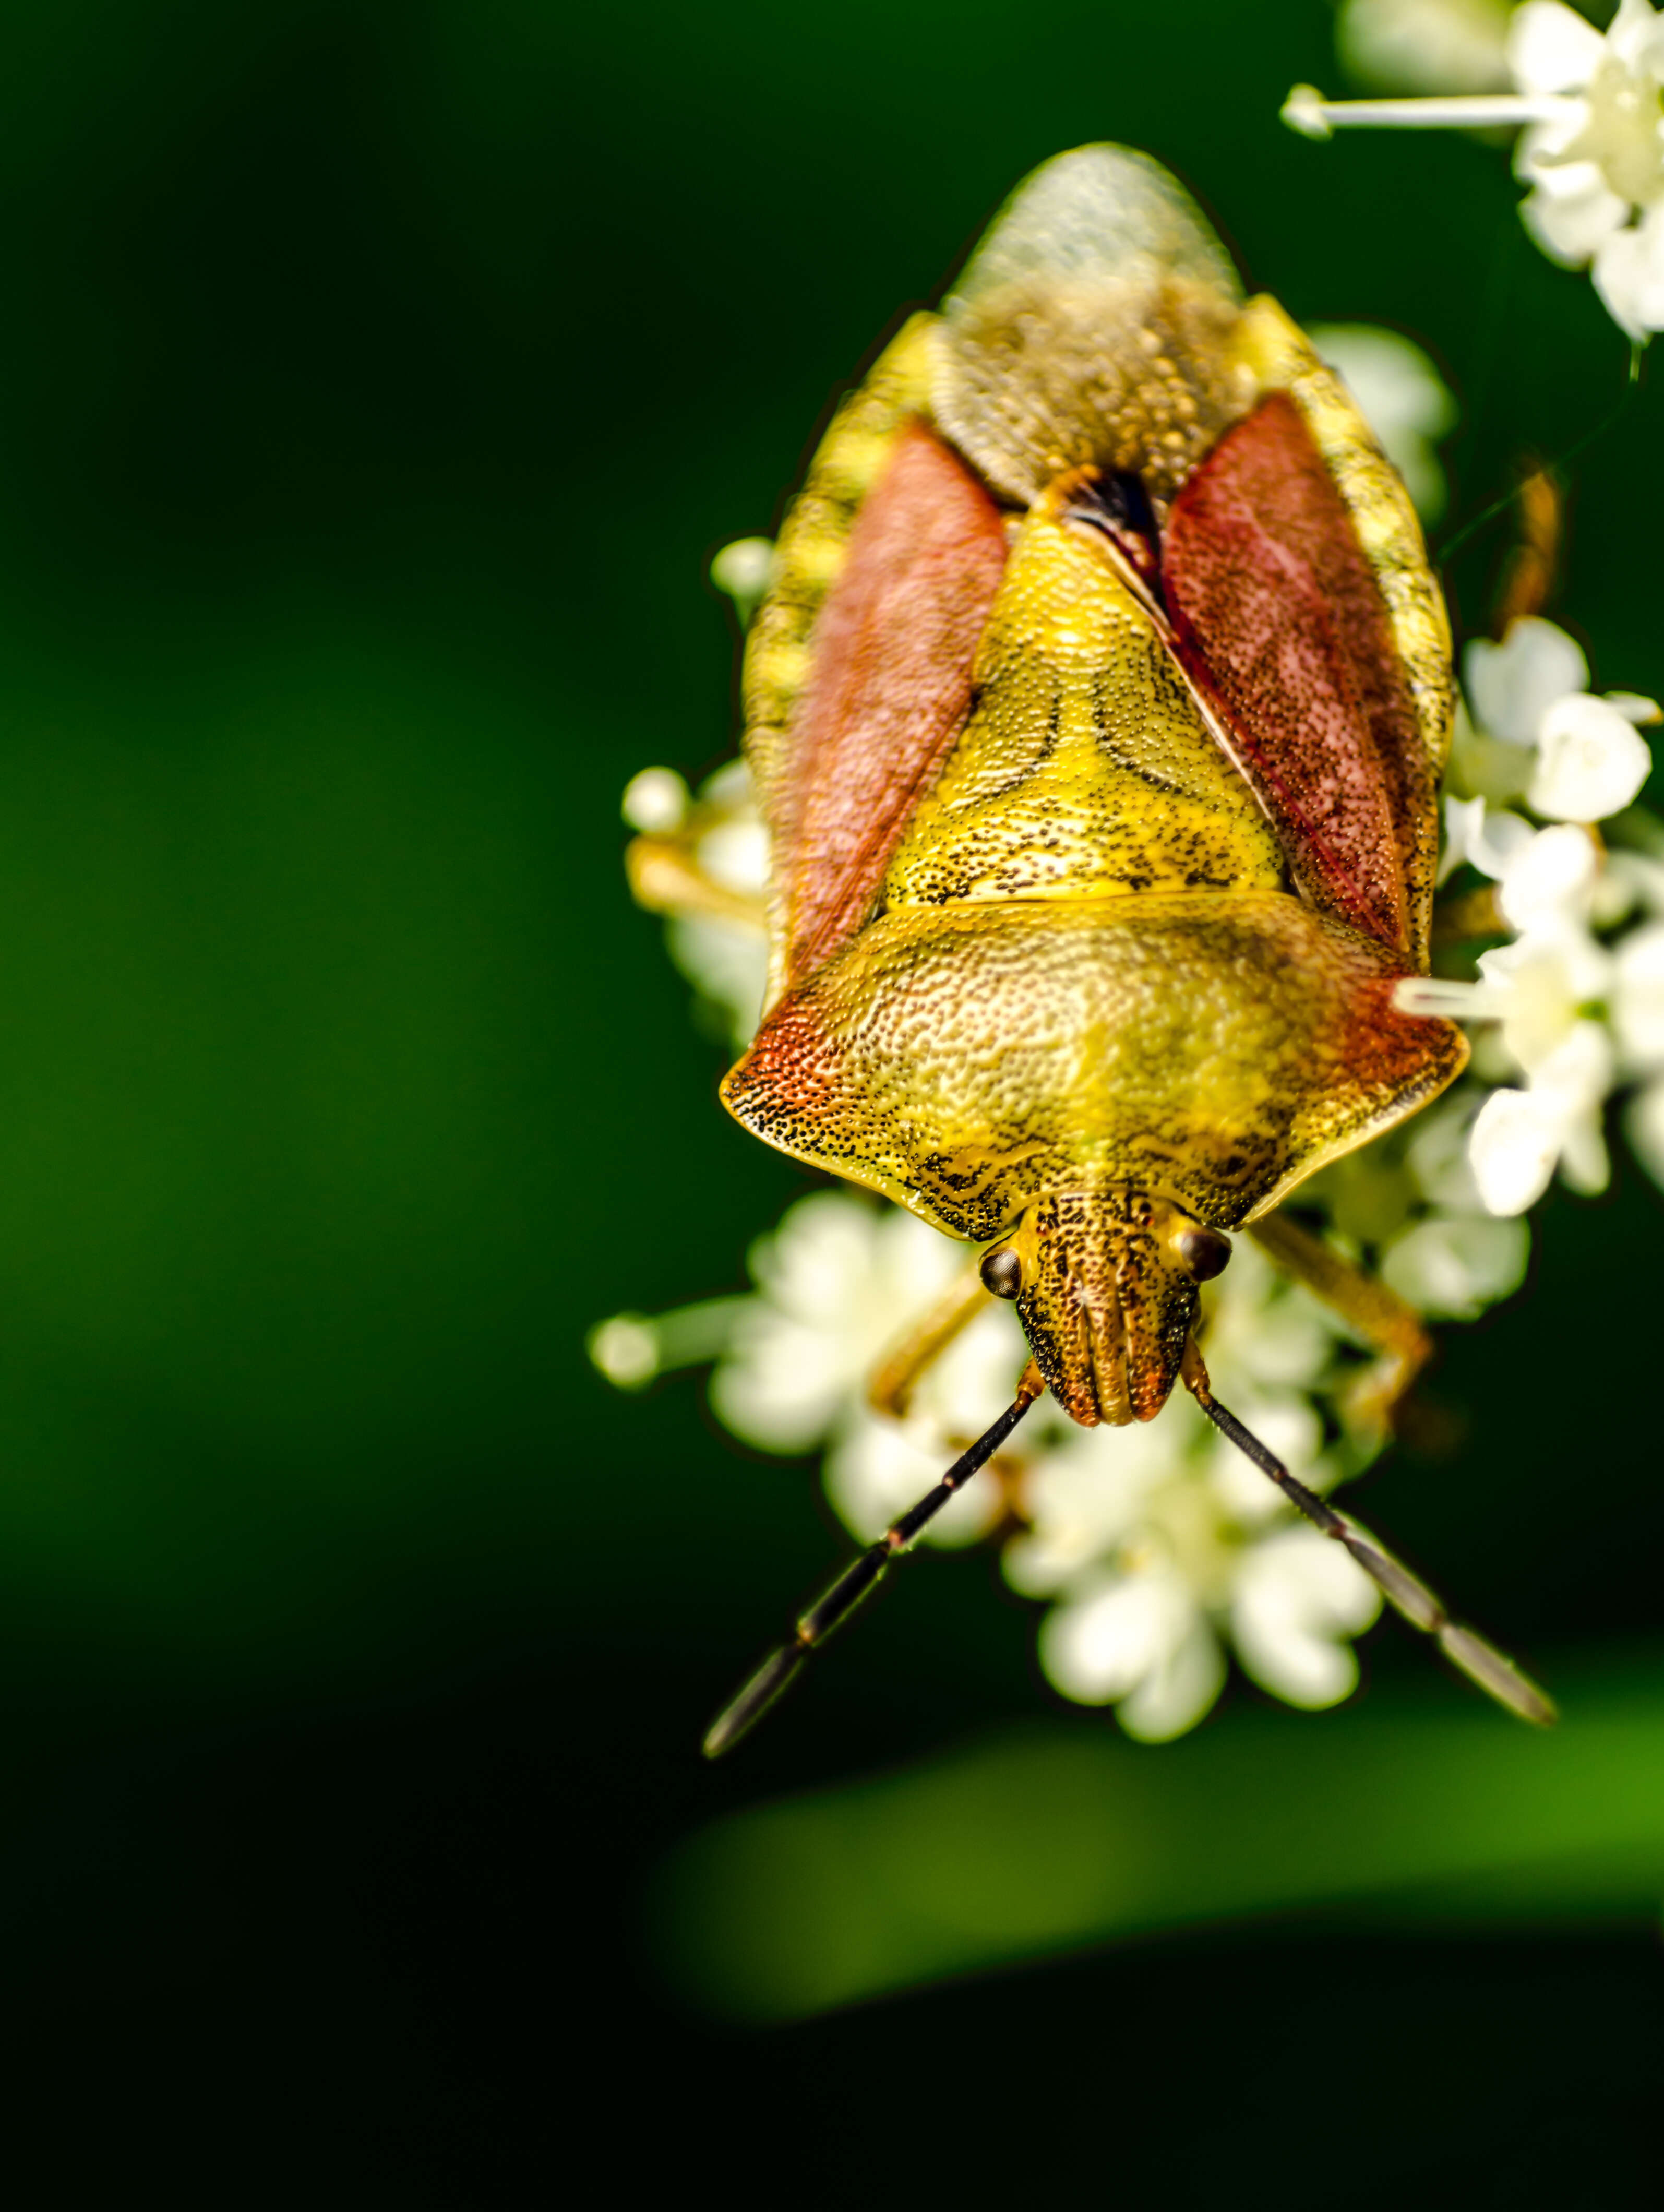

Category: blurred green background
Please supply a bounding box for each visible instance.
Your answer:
[1,1,1662,2202]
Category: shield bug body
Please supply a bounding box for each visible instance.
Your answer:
[636,146,1553,1750]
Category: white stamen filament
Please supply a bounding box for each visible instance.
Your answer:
[1282,83,1576,139]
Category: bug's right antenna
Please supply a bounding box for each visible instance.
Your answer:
[1181,1340,1555,1725]
[702,1363,1045,1759]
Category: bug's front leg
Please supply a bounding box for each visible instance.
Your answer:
[1245,1209,1432,1439]
[866,1253,996,1422]
[625,829,765,932]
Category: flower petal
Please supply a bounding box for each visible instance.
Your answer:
[1118,1617,1228,1741]
[698,818,771,895]
[1469,1086,1564,1214]
[1606,0,1664,75]
[1476,922,1607,1070]
[1203,1393,1328,1527]
[1607,691,1663,724]
[1380,1212,1530,1318]
[1438,792,1487,884]
[1521,173,1631,265]
[1465,618,1589,744]
[1469,804,1538,881]
[1623,1074,1664,1185]
[1494,822,1600,929]
[1613,920,1664,1069]
[1528,691,1654,820]
[1231,1527,1380,1709]
[711,1194,965,1445]
[1530,1020,1616,1194]
[711,1310,859,1448]
[1039,1568,1195,1705]
[1403,1092,1486,1209]
[1594,203,1664,339]
[824,1409,1001,1549]
[1507,0,1609,95]
[665,915,768,1047]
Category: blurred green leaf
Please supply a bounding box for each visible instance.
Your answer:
[652,1651,1664,2021]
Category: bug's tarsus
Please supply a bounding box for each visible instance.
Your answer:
[1186,1358,1555,1728]
[702,1369,1044,1760]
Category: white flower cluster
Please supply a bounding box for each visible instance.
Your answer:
[1397,614,1663,1214]
[1289,0,1664,341]
[591,1157,1510,1739]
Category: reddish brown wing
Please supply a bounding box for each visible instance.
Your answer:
[767,422,1008,988]
[1163,392,1422,958]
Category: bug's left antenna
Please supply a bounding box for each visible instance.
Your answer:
[1181,1343,1555,1726]
[702,1365,1044,1759]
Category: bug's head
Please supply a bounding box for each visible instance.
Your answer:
[979,1187,1230,1426]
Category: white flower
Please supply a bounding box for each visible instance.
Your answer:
[1595,842,1664,925]
[584,1294,756,1390]
[1477,908,1610,1067]
[1039,1564,1229,1740]
[1366,1091,1533,1313]
[1285,1,1664,337]
[1469,1018,1614,1210]
[1403,818,1609,1045]
[709,536,774,628]
[597,1154,1545,1739]
[709,1190,1032,1550]
[1379,1209,1531,1314]
[1230,1526,1384,1707]
[1611,917,1664,1067]
[1513,0,1664,337]
[1024,1421,1381,1738]
[825,1295,1031,1549]
[1465,615,1588,744]
[1306,324,1457,519]
[1400,816,1619,1212]
[1607,920,1664,1180]
[710,1192,966,1452]
[621,765,690,834]
[1435,793,1534,884]
[1007,1240,1380,1740]
[1463,618,1657,823]
[665,913,769,1047]
[648,758,772,1049]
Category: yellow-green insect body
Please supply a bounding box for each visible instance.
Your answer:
[722,146,1466,1428]
[642,143,1557,1754]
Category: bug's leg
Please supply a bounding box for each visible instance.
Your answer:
[1246,1209,1432,1438]
[703,1362,1045,1759]
[866,1254,992,1422]
[1431,880,1505,948]
[625,830,765,932]
[1180,1338,1554,1726]
[1492,461,1560,633]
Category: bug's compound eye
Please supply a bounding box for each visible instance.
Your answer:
[980,1246,1024,1300]
[1177,1226,1231,1281]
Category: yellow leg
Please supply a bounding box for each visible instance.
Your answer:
[625,832,765,930]
[865,1256,993,1422]
[1246,1210,1432,1437]
[1492,462,1561,633]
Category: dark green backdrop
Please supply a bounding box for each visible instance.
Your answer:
[0,3,1659,2203]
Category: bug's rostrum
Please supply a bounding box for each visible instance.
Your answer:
[1008,1187,1228,1426]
